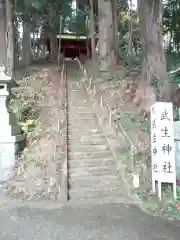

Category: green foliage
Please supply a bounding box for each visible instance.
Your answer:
[163,0,180,53]
[9,76,43,136]
[12,0,180,72]
[118,0,129,11]
[67,8,87,35]
[166,52,180,70]
[15,0,73,33]
[135,185,180,220]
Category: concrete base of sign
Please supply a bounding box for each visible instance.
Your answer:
[0,135,25,182]
[174,121,180,178]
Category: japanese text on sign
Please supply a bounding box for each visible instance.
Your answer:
[150,102,176,190]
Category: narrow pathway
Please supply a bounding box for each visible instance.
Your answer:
[67,60,132,203]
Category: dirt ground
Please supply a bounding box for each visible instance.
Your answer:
[3,63,67,200]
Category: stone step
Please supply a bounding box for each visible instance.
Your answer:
[68,150,111,160]
[68,132,104,138]
[68,131,100,136]
[68,124,100,128]
[68,128,101,134]
[68,106,92,109]
[69,108,89,111]
[69,165,117,178]
[68,94,87,97]
[68,121,98,126]
[68,129,101,134]
[68,87,84,89]
[68,89,85,91]
[66,65,125,202]
[68,119,97,123]
[68,103,89,106]
[69,196,137,205]
[68,98,88,101]
[69,102,91,104]
[68,119,96,122]
[68,186,122,200]
[68,175,120,188]
[68,138,107,145]
[69,104,89,107]
[68,110,94,115]
[68,102,89,105]
[69,114,96,118]
[68,111,92,114]
[68,116,96,120]
[69,98,87,101]
[68,144,108,152]
[67,133,105,140]
[68,101,88,104]
[68,157,114,168]
[68,133,102,139]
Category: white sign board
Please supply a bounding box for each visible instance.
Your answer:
[151,102,176,200]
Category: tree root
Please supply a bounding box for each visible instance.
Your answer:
[124,80,156,118]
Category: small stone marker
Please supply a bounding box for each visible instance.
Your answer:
[151,102,176,200]
[0,65,24,182]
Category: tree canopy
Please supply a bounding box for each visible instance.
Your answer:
[2,0,180,93]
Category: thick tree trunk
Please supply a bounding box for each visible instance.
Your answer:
[111,0,119,63]
[139,0,167,84]
[22,0,32,68]
[47,7,58,63]
[98,0,116,71]
[0,0,7,68]
[127,0,133,54]
[90,0,96,63]
[50,31,58,62]
[14,18,19,69]
[22,21,32,68]
[32,31,36,60]
[133,0,176,114]
[6,0,14,77]
[85,16,90,58]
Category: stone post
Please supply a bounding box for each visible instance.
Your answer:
[0,65,24,182]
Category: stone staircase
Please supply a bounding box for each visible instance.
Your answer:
[67,63,129,202]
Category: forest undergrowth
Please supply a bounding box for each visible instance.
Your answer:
[4,63,65,200]
[84,58,180,220]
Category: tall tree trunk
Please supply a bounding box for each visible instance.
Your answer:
[6,0,14,77]
[22,0,32,69]
[90,0,96,63]
[32,31,36,60]
[50,30,58,62]
[58,15,62,65]
[22,21,32,68]
[98,0,116,71]
[0,0,7,68]
[85,15,90,58]
[14,18,19,69]
[128,0,133,55]
[48,7,58,63]
[111,0,119,62]
[134,0,176,114]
